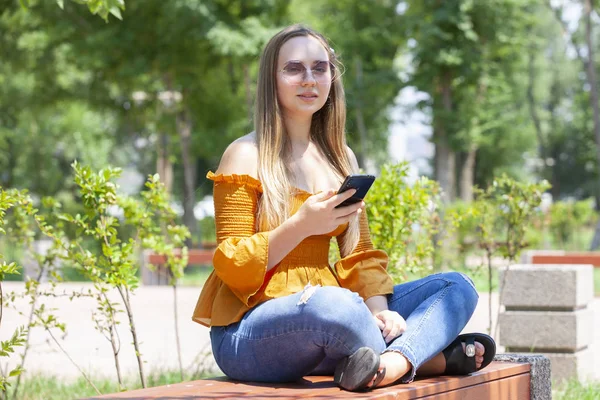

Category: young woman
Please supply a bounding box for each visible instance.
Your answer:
[192,24,496,391]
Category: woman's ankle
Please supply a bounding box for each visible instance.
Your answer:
[376,351,411,387]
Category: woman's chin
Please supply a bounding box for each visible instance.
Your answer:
[293,101,327,115]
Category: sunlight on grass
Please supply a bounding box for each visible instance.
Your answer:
[553,379,600,400]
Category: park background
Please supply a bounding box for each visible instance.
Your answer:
[1,0,600,399]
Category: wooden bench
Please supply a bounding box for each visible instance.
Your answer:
[521,250,600,268]
[141,247,216,285]
[88,361,531,399]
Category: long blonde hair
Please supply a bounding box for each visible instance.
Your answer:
[254,24,360,257]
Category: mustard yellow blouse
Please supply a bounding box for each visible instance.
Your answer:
[192,172,394,327]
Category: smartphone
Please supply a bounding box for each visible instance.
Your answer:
[334,174,376,208]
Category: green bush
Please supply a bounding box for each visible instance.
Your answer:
[367,162,442,282]
[198,216,216,244]
[548,199,596,250]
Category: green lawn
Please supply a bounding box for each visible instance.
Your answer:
[553,379,600,400]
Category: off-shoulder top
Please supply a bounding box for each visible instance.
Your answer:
[192,172,394,327]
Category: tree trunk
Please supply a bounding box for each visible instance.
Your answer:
[176,105,198,248]
[583,0,600,249]
[435,72,456,203]
[459,144,477,202]
[156,133,173,194]
[118,286,146,388]
[354,56,369,169]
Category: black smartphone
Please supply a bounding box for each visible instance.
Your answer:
[334,174,376,208]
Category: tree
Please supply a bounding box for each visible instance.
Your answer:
[2,0,292,246]
[403,0,540,202]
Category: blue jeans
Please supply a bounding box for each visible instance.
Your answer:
[210,272,478,383]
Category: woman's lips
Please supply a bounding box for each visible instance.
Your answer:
[298,93,318,101]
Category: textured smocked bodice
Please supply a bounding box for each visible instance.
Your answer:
[192,172,393,327]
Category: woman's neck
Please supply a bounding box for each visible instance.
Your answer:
[283,113,312,146]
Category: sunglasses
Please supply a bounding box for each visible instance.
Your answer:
[279,60,336,85]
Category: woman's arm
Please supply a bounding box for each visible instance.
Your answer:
[216,138,301,270]
[365,295,389,314]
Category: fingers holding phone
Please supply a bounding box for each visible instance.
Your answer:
[294,188,358,236]
[293,174,375,236]
[333,197,365,220]
[334,174,375,209]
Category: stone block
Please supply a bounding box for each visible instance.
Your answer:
[494,354,551,400]
[543,348,594,383]
[499,308,593,351]
[500,264,594,310]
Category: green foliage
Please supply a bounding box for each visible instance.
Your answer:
[444,200,479,263]
[455,176,551,262]
[553,378,600,400]
[197,217,216,244]
[0,327,27,392]
[20,0,125,22]
[120,173,190,284]
[0,188,31,394]
[548,200,596,250]
[64,0,125,22]
[367,162,442,282]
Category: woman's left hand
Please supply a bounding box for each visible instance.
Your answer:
[373,310,407,343]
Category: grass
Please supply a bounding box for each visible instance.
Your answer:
[9,370,218,400]
[553,379,600,400]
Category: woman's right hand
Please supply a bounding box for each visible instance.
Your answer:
[292,189,365,237]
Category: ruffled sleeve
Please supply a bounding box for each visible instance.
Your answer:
[207,172,269,307]
[334,210,393,300]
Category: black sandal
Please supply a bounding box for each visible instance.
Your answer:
[443,333,496,375]
[333,347,385,391]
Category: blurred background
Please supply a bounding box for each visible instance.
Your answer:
[3,1,600,398]
[3,0,599,249]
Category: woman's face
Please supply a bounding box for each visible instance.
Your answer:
[276,35,333,119]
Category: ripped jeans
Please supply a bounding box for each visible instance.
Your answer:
[209,272,479,383]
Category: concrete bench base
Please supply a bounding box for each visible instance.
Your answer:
[89,361,533,400]
[543,349,594,383]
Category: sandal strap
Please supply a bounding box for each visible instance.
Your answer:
[443,336,477,375]
[370,367,387,389]
[465,336,477,372]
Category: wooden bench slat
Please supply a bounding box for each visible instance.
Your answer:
[89,361,529,399]
[407,373,531,400]
[148,249,215,265]
[366,362,529,399]
[531,254,600,267]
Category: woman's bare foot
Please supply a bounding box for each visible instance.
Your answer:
[368,351,411,388]
[418,341,486,376]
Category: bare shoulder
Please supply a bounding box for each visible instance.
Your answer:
[344,145,360,173]
[216,133,258,178]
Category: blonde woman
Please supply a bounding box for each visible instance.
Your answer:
[192,24,496,391]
